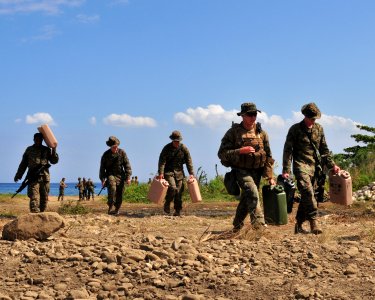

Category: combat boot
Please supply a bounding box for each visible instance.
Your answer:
[163,202,171,214]
[107,204,113,215]
[294,221,308,234]
[309,219,323,235]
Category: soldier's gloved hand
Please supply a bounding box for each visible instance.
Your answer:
[239,146,255,154]
[14,176,20,183]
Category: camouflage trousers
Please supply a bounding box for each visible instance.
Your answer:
[233,168,265,229]
[58,190,64,201]
[164,174,184,213]
[27,178,50,213]
[295,172,318,222]
[107,176,125,210]
[78,190,84,200]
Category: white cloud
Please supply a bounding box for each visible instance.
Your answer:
[103,113,157,128]
[174,104,238,129]
[0,0,85,15]
[89,116,96,125]
[76,13,100,24]
[21,25,60,42]
[14,118,22,123]
[25,112,56,125]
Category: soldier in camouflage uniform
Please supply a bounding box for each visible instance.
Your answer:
[157,130,195,216]
[82,177,88,200]
[75,177,84,200]
[14,132,59,213]
[282,103,340,234]
[58,177,67,201]
[99,136,132,215]
[218,103,276,231]
[86,178,96,200]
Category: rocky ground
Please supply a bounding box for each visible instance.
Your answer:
[0,196,375,300]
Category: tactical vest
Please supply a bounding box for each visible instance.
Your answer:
[230,123,267,169]
[238,132,267,169]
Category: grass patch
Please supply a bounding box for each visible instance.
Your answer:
[58,200,91,215]
[0,212,17,219]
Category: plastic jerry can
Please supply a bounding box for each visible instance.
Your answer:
[187,177,202,203]
[329,170,353,206]
[277,175,296,214]
[262,185,288,225]
[38,124,58,148]
[147,178,169,205]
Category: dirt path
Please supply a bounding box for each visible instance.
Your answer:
[0,196,375,299]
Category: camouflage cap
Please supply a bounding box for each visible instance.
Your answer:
[301,102,321,119]
[169,130,183,141]
[237,102,261,116]
[106,136,120,147]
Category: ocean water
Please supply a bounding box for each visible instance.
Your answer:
[0,182,101,196]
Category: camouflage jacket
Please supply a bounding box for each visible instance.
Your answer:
[15,144,59,181]
[59,181,66,192]
[282,121,335,176]
[218,122,274,179]
[99,148,132,182]
[75,181,84,191]
[158,143,194,179]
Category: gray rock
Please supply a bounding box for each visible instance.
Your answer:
[2,212,65,241]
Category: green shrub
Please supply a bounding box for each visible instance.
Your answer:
[58,201,91,215]
[123,183,150,203]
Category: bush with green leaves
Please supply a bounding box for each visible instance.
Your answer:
[58,201,91,215]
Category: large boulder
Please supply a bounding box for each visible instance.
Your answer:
[2,212,65,241]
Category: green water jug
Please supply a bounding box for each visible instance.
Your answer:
[262,185,288,225]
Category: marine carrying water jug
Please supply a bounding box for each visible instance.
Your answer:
[262,185,288,225]
[38,124,58,148]
[329,170,353,206]
[147,178,169,205]
[187,177,202,203]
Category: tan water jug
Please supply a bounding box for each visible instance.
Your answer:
[329,170,353,205]
[187,177,202,203]
[147,178,169,205]
[38,124,58,148]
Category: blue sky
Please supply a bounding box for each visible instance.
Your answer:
[1,0,374,183]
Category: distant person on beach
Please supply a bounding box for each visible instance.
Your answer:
[157,130,195,216]
[75,177,84,200]
[99,136,132,215]
[14,132,59,213]
[86,178,96,200]
[82,177,88,200]
[58,177,67,201]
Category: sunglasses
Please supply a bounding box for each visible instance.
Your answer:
[245,112,257,117]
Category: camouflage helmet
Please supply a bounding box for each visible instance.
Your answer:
[169,130,183,141]
[106,136,120,147]
[237,102,261,116]
[301,102,321,119]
